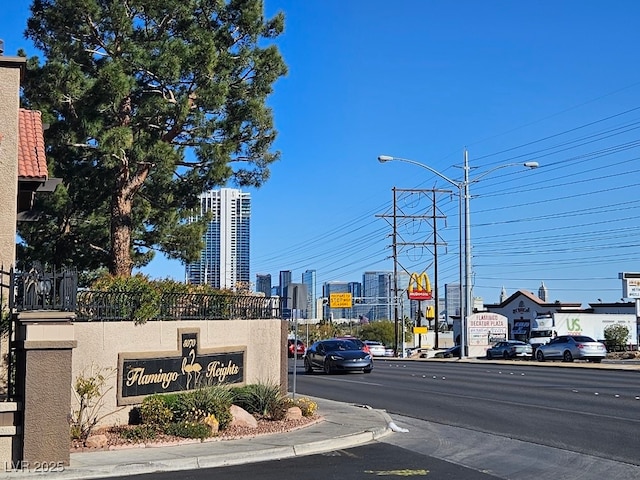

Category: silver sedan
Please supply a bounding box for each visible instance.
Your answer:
[486,340,533,360]
[535,335,607,363]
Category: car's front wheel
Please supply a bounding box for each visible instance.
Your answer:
[304,357,313,373]
[536,350,545,362]
[323,361,332,375]
[363,366,372,374]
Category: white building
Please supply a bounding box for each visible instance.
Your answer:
[185,188,250,290]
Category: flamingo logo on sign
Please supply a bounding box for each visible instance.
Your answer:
[407,272,432,300]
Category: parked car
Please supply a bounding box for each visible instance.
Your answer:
[433,345,461,358]
[363,340,387,357]
[486,340,533,360]
[535,335,607,363]
[335,336,371,354]
[304,338,373,374]
[287,339,306,358]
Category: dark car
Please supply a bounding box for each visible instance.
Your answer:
[304,339,373,374]
[535,335,606,363]
[335,336,371,354]
[287,339,306,358]
[486,340,533,360]
[433,345,461,358]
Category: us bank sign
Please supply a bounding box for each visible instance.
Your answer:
[117,328,245,405]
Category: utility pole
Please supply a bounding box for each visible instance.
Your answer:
[378,188,450,352]
[392,188,399,356]
[432,190,440,349]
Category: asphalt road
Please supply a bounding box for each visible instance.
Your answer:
[289,358,640,466]
[124,443,498,480]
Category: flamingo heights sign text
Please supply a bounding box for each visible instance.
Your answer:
[117,329,245,405]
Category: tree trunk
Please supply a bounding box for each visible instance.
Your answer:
[110,188,133,277]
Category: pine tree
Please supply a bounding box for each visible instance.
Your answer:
[18,0,287,277]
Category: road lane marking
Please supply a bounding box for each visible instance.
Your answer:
[364,469,429,476]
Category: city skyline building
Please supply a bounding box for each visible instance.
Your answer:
[256,273,271,296]
[185,188,250,290]
[362,271,393,321]
[302,270,317,319]
[280,270,292,308]
[445,283,461,327]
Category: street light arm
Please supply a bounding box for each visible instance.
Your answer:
[469,161,539,184]
[378,155,459,189]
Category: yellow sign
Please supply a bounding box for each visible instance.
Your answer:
[329,293,353,308]
[413,326,428,334]
[407,272,432,300]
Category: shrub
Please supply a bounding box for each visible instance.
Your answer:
[230,382,288,420]
[140,395,173,426]
[173,387,233,430]
[604,324,630,351]
[289,397,318,417]
[69,364,116,442]
[164,421,212,440]
[117,424,158,441]
[90,274,160,324]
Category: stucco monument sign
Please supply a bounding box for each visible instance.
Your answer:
[117,328,245,405]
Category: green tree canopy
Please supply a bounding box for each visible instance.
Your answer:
[18,0,287,276]
[360,320,397,348]
[603,324,630,350]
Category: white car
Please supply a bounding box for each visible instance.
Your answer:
[407,347,451,359]
[363,340,387,357]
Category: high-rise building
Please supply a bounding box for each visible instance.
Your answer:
[302,270,317,319]
[256,274,271,296]
[185,188,250,290]
[279,270,292,308]
[362,271,393,321]
[445,283,461,326]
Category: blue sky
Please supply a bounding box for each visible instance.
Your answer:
[4,1,640,307]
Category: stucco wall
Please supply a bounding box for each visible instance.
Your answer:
[0,57,24,271]
[73,319,287,426]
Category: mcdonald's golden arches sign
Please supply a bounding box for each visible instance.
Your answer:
[407,272,432,300]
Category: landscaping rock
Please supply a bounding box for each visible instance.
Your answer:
[229,404,258,428]
[285,406,302,420]
[85,434,108,449]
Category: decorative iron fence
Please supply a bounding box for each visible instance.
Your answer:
[1,262,280,321]
[0,265,14,317]
[75,290,281,321]
[13,262,77,312]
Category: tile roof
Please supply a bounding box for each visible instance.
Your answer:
[18,108,47,179]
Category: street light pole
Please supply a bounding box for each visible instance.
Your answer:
[463,149,471,356]
[378,151,538,358]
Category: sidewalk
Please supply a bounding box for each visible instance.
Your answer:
[0,397,393,480]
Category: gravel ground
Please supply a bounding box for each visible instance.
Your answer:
[71,415,320,452]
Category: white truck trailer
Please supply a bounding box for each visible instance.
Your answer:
[529,313,637,349]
